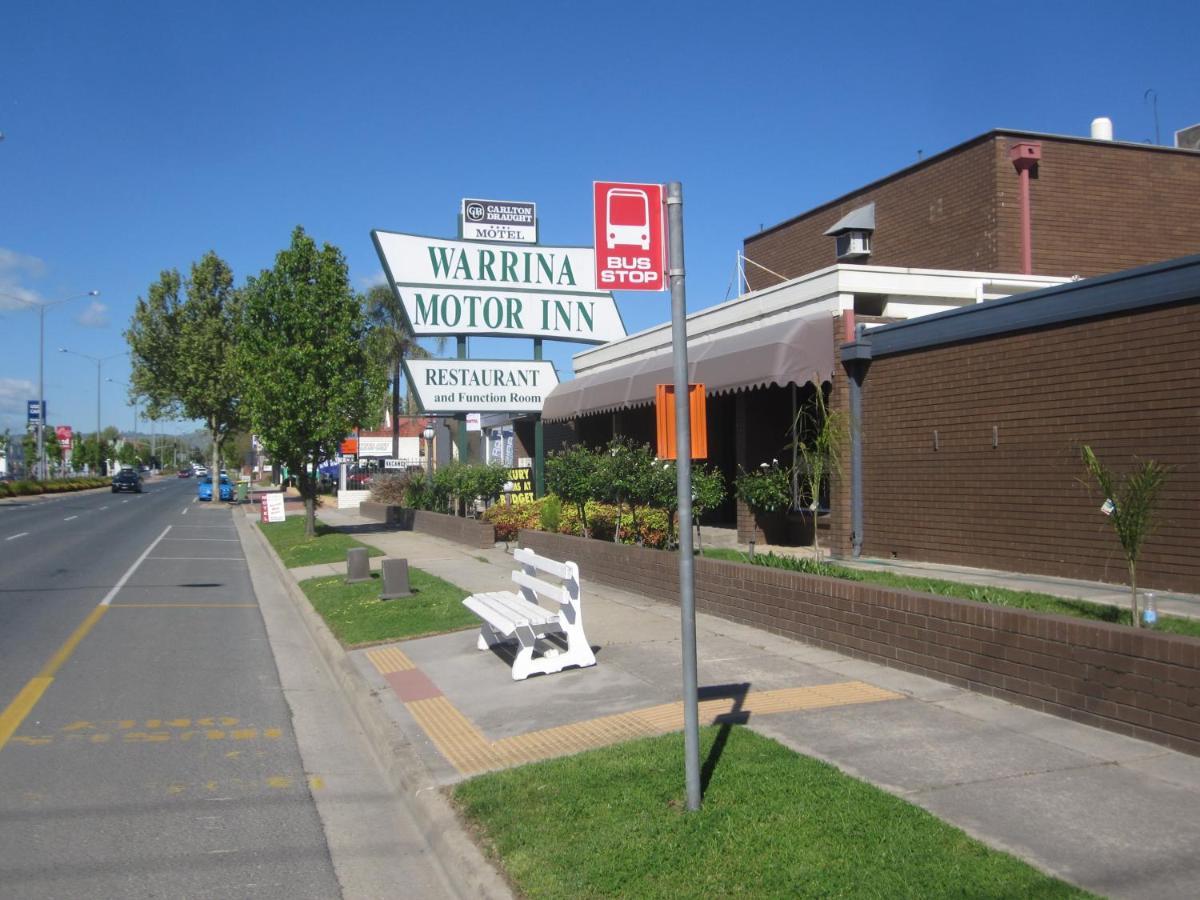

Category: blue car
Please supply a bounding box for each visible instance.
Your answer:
[198,475,234,502]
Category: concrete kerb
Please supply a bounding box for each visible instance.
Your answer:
[236,513,512,900]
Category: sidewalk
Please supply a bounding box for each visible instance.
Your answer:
[286,507,1200,899]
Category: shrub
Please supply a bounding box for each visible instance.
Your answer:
[483,500,541,541]
[0,483,10,498]
[546,445,606,536]
[370,472,411,506]
[734,460,792,513]
[539,493,562,533]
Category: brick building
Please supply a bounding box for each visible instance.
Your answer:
[743,128,1200,285]
[541,126,1199,591]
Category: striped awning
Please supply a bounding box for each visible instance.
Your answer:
[542,314,833,422]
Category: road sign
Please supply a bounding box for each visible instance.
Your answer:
[372,231,626,343]
[461,198,537,243]
[27,400,44,425]
[593,182,667,291]
[402,359,559,414]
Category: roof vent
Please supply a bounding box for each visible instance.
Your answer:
[824,202,875,260]
[1091,117,1114,141]
[1176,123,1200,150]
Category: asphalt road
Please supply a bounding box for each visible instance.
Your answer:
[0,479,342,897]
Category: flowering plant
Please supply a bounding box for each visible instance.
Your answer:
[734,459,792,513]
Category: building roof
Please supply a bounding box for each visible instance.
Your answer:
[843,253,1200,360]
[746,128,1200,245]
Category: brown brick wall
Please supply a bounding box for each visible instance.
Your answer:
[412,510,495,549]
[1004,138,1200,277]
[858,301,1200,592]
[744,133,1200,288]
[518,529,1200,756]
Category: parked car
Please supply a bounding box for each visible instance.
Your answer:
[177,468,192,478]
[112,467,144,494]
[197,474,233,502]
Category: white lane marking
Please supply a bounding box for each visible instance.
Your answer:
[5,532,29,541]
[162,538,240,542]
[148,557,247,561]
[64,516,79,521]
[122,499,130,504]
[100,525,173,607]
[98,506,109,511]
[181,507,188,515]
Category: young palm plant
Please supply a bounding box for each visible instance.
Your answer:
[1080,444,1171,628]
[365,284,443,457]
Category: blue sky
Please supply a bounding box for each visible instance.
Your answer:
[2,0,1197,437]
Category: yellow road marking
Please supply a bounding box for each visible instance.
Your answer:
[0,605,110,752]
[40,607,106,678]
[402,680,902,776]
[0,679,54,748]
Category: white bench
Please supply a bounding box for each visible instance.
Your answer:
[463,548,596,681]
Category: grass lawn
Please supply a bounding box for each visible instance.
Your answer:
[703,548,1200,638]
[299,568,478,645]
[454,725,1095,899]
[258,516,384,568]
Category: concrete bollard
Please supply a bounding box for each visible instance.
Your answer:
[380,558,412,600]
[346,547,370,584]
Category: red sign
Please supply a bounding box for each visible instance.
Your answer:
[340,438,358,455]
[55,426,72,450]
[593,181,667,292]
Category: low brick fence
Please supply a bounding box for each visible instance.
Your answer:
[414,510,495,549]
[359,501,415,529]
[519,529,1200,756]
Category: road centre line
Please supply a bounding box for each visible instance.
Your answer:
[181,507,188,515]
[5,532,29,541]
[0,525,173,751]
[64,515,78,521]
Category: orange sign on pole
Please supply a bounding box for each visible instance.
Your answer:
[655,384,707,460]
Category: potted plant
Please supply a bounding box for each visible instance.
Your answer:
[734,459,792,545]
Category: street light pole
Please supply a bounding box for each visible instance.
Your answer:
[1,289,99,479]
[60,347,124,475]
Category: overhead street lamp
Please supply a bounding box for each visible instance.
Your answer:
[1,289,100,479]
[59,347,126,476]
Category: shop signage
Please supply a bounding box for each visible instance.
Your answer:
[27,400,44,425]
[507,466,534,502]
[260,493,286,524]
[593,182,667,291]
[357,436,420,458]
[56,426,72,450]
[461,198,536,243]
[466,413,481,432]
[372,231,625,343]
[403,359,558,414]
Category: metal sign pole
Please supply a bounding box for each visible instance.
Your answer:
[667,181,701,811]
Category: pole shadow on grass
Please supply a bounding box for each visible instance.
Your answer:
[699,682,750,799]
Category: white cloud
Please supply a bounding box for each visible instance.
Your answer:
[75,300,110,328]
[0,377,36,415]
[0,248,47,310]
[359,270,388,289]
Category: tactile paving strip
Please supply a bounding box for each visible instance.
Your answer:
[364,641,904,777]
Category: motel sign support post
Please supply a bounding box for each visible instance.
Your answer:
[667,181,701,812]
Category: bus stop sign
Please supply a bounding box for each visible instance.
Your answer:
[593,181,667,292]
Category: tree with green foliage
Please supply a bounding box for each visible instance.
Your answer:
[125,252,246,486]
[1081,444,1171,628]
[22,428,62,474]
[600,438,657,543]
[790,379,848,559]
[690,463,727,552]
[237,227,386,536]
[365,283,442,457]
[545,444,606,537]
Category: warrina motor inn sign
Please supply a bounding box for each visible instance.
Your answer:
[371,231,626,343]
